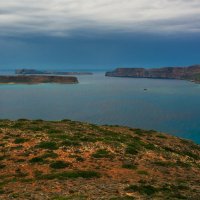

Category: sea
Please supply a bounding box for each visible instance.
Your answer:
[0,69,200,144]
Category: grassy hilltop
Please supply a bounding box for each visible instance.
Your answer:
[0,119,200,200]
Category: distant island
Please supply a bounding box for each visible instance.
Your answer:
[16,69,93,75]
[0,75,78,84]
[105,65,200,83]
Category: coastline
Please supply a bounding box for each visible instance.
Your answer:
[0,75,79,84]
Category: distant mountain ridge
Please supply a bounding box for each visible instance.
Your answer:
[105,65,200,83]
[16,69,93,75]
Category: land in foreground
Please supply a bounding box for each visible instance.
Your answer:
[0,120,200,199]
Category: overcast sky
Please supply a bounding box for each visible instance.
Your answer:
[0,0,200,69]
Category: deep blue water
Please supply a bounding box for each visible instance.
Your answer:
[0,70,200,143]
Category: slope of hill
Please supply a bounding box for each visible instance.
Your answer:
[0,120,200,199]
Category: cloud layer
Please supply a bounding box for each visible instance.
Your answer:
[0,0,200,36]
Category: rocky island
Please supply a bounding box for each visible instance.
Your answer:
[0,75,78,84]
[0,119,200,199]
[106,65,200,83]
[16,69,93,75]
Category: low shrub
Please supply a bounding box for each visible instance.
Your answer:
[92,149,113,158]
[14,138,28,144]
[29,157,44,163]
[37,141,58,150]
[50,161,70,169]
[37,170,100,180]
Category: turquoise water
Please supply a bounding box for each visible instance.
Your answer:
[0,72,200,143]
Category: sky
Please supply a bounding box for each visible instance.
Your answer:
[0,0,200,70]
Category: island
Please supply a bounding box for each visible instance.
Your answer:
[0,75,78,84]
[105,64,200,83]
[15,69,93,75]
[0,119,200,199]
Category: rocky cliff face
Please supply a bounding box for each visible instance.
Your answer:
[0,75,78,84]
[105,65,200,82]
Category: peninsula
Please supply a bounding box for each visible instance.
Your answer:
[105,65,200,83]
[0,119,200,199]
[16,69,93,75]
[0,75,78,84]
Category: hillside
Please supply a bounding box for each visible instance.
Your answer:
[0,120,200,200]
[105,65,200,83]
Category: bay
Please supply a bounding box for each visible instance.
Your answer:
[0,71,200,143]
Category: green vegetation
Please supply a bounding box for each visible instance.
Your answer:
[41,152,59,159]
[0,164,6,169]
[52,195,87,200]
[36,170,100,180]
[122,163,137,170]
[92,149,113,158]
[50,161,70,169]
[125,185,158,195]
[37,141,58,150]
[29,157,44,163]
[110,197,135,200]
[14,138,28,144]
[137,170,149,175]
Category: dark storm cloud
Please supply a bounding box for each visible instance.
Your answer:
[0,0,200,36]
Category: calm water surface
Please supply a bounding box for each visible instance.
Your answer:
[0,71,200,143]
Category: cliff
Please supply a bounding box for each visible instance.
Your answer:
[0,75,78,84]
[15,69,93,75]
[105,65,200,83]
[0,119,200,199]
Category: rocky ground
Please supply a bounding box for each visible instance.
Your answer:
[0,119,200,200]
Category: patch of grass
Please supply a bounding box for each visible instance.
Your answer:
[10,145,23,150]
[110,197,135,200]
[37,141,58,150]
[52,195,87,200]
[17,119,29,122]
[61,139,80,146]
[122,164,137,170]
[125,185,157,196]
[50,161,70,169]
[156,134,167,139]
[37,170,100,180]
[29,156,45,163]
[48,129,63,134]
[134,129,145,136]
[0,164,6,169]
[11,123,24,129]
[92,149,113,158]
[182,151,200,160]
[27,126,43,131]
[154,161,191,168]
[76,156,85,162]
[0,189,5,194]
[0,156,6,161]
[41,152,58,159]
[14,138,28,144]
[137,170,149,175]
